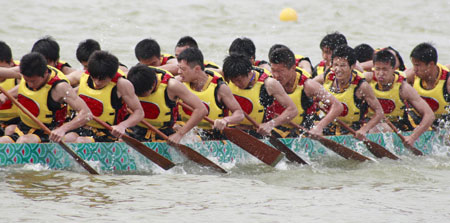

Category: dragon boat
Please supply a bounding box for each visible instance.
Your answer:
[0,130,446,173]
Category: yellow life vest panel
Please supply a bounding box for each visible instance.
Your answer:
[0,78,18,121]
[17,67,69,129]
[160,53,175,66]
[228,67,274,125]
[78,72,125,129]
[413,63,450,117]
[204,60,220,70]
[180,70,227,129]
[369,72,406,121]
[323,70,366,125]
[314,60,327,76]
[138,68,176,129]
[266,68,315,127]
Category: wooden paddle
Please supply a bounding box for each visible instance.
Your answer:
[91,116,175,170]
[0,86,99,174]
[289,121,371,162]
[241,112,308,165]
[319,108,399,160]
[178,102,284,167]
[127,108,227,173]
[384,118,423,156]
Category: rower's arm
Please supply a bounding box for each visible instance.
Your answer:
[357,81,384,139]
[400,83,434,145]
[304,79,343,135]
[50,81,92,142]
[65,70,84,87]
[405,68,415,85]
[263,78,298,135]
[312,74,325,85]
[115,78,144,136]
[0,85,19,105]
[298,60,313,74]
[160,63,179,75]
[0,66,21,79]
[216,83,244,129]
[167,79,207,143]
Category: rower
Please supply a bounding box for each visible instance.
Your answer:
[174,36,222,73]
[313,45,384,140]
[366,49,434,147]
[268,46,343,137]
[31,36,77,75]
[135,38,179,75]
[407,42,450,126]
[0,52,91,143]
[66,39,128,87]
[127,64,207,143]
[228,37,272,72]
[313,32,347,77]
[71,51,144,143]
[176,47,244,140]
[0,41,21,136]
[222,54,298,137]
[268,44,314,76]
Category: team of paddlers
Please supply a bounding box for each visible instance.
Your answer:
[0,32,448,148]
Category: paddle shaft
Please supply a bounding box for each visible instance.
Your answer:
[178,102,285,167]
[126,108,227,173]
[91,115,175,170]
[320,108,399,160]
[242,112,308,165]
[0,86,99,174]
[288,121,371,162]
[384,118,423,156]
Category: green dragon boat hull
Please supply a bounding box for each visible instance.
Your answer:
[0,131,444,173]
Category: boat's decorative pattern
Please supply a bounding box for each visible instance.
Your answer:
[0,131,444,172]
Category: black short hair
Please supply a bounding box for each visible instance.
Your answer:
[269,47,296,69]
[410,42,437,64]
[268,44,288,59]
[176,36,198,48]
[228,37,256,59]
[87,51,119,80]
[223,54,252,82]
[373,49,396,68]
[127,64,157,96]
[320,32,347,51]
[0,41,12,63]
[20,52,48,77]
[386,46,406,71]
[31,35,60,62]
[331,45,356,67]
[135,38,160,60]
[177,47,204,70]
[354,43,374,63]
[76,39,101,63]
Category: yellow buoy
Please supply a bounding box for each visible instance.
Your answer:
[279,8,298,22]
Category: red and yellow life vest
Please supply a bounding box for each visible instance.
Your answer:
[228,67,273,125]
[266,68,314,126]
[370,72,405,121]
[78,72,125,129]
[323,70,365,125]
[138,68,176,129]
[18,67,68,129]
[180,70,227,129]
[413,63,450,117]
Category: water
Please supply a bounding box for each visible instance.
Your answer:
[1,0,450,222]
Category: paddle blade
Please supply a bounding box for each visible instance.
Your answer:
[58,142,99,174]
[363,140,399,160]
[307,133,371,162]
[173,143,227,173]
[406,144,424,156]
[223,128,284,167]
[122,135,176,170]
[268,135,308,165]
